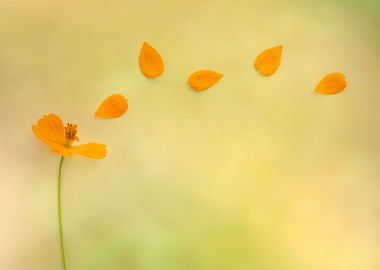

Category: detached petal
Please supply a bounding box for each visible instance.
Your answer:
[32,114,65,151]
[255,45,283,76]
[315,72,347,95]
[95,94,128,119]
[139,42,164,78]
[70,143,107,159]
[188,70,223,91]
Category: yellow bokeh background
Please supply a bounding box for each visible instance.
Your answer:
[0,0,379,269]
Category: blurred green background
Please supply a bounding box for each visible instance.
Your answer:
[1,0,380,269]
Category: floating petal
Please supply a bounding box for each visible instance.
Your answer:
[95,94,128,119]
[315,72,347,95]
[139,42,164,78]
[255,45,283,76]
[188,70,223,91]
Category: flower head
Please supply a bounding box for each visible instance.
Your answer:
[32,114,107,159]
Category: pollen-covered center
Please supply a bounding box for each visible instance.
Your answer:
[65,123,77,141]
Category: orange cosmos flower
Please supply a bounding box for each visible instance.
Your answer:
[315,72,347,95]
[139,42,164,78]
[188,70,223,91]
[255,45,283,76]
[32,114,106,159]
[33,113,107,270]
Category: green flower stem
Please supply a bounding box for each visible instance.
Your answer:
[57,156,67,270]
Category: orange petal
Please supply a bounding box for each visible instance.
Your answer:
[139,42,164,78]
[95,94,128,119]
[70,143,107,159]
[315,72,347,95]
[32,126,64,152]
[32,114,65,151]
[188,70,223,91]
[255,45,283,76]
[51,147,74,157]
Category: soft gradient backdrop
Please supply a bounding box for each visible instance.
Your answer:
[1,0,379,269]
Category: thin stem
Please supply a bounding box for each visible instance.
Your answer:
[57,156,67,270]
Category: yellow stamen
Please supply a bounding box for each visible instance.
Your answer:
[64,123,77,145]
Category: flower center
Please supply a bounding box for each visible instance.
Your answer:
[64,123,77,145]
